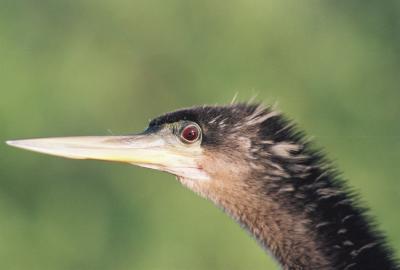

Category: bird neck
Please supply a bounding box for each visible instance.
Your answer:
[188,166,399,270]
[216,185,331,269]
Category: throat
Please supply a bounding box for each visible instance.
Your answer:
[181,175,333,269]
[181,171,399,270]
[212,186,333,270]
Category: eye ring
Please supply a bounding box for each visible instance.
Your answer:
[180,124,201,144]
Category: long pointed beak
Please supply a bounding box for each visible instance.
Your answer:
[6,135,168,163]
[6,135,209,180]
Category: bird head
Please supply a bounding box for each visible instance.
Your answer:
[7,104,294,200]
[8,104,400,270]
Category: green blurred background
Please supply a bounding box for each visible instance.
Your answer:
[1,0,399,269]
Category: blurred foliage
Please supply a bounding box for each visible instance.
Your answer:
[1,0,399,269]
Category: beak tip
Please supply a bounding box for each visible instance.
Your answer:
[6,140,29,150]
[6,140,17,147]
[6,139,33,150]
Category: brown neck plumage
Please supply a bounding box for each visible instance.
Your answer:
[180,161,399,270]
[207,180,332,270]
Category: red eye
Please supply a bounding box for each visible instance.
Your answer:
[181,124,200,143]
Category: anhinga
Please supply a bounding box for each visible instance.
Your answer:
[6,103,399,270]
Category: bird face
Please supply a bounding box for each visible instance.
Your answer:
[6,104,278,198]
[6,119,211,181]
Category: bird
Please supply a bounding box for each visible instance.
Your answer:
[6,103,399,270]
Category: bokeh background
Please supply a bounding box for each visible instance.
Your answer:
[1,1,399,269]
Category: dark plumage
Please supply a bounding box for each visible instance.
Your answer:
[150,103,399,270]
[7,103,399,270]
